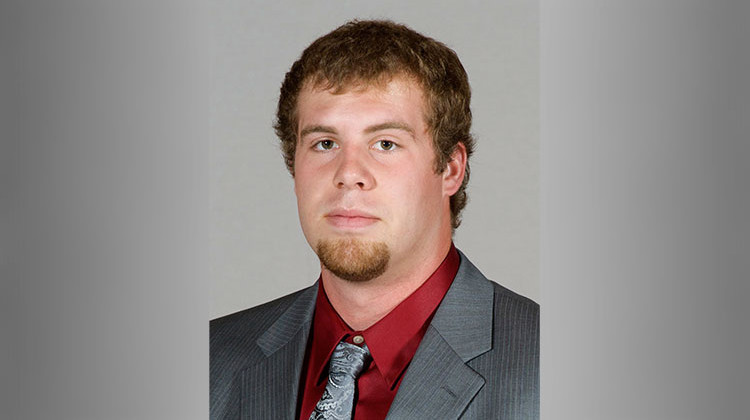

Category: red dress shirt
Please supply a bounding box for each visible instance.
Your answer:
[298,244,460,420]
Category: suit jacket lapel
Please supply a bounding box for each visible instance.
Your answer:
[241,284,318,419]
[386,251,494,419]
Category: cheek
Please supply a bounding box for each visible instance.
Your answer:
[293,164,320,198]
[387,172,443,211]
[293,177,315,216]
[294,168,330,221]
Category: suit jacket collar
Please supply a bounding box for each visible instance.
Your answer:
[257,283,318,356]
[428,249,494,361]
[385,250,494,419]
[245,284,317,419]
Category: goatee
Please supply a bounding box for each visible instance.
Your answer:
[316,238,390,282]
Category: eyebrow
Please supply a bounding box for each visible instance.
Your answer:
[364,122,415,136]
[299,125,337,138]
[298,121,416,139]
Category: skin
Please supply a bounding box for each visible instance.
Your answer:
[294,76,467,330]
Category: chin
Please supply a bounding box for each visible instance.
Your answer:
[315,238,390,283]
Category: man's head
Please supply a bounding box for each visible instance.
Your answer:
[275,20,475,230]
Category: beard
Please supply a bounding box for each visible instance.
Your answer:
[316,238,390,282]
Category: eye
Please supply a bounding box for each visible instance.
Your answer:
[374,140,397,151]
[313,139,337,151]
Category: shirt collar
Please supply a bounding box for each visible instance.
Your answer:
[308,243,460,389]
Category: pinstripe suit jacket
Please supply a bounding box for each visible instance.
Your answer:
[210,250,539,419]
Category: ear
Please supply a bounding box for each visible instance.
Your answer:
[442,142,467,197]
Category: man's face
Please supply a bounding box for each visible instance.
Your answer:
[293,77,460,283]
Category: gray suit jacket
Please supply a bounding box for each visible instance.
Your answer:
[210,251,539,419]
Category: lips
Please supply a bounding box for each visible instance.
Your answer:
[324,209,379,229]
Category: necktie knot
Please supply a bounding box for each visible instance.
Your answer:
[329,341,370,381]
[309,341,371,420]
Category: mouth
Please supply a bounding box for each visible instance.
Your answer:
[324,210,379,229]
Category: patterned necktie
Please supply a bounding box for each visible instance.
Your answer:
[309,341,371,420]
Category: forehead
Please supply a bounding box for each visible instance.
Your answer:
[296,76,428,127]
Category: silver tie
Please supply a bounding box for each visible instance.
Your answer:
[309,341,371,420]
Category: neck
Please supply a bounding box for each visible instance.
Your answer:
[321,240,452,331]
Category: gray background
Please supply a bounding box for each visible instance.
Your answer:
[210,1,539,319]
[542,2,749,418]
[4,1,748,419]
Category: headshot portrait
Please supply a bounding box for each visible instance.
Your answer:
[9,2,744,419]
[210,3,538,419]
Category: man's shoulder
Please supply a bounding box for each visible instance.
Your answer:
[488,279,539,314]
[210,285,317,370]
[450,251,539,418]
[210,285,316,345]
[456,249,538,312]
[210,284,317,412]
[454,250,539,341]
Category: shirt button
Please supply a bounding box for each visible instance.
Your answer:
[352,335,364,345]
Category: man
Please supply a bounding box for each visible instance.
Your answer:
[211,20,538,419]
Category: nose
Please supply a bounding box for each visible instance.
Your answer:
[333,147,375,190]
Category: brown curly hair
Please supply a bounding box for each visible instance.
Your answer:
[275,20,475,229]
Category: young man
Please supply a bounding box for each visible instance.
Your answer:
[211,20,539,419]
